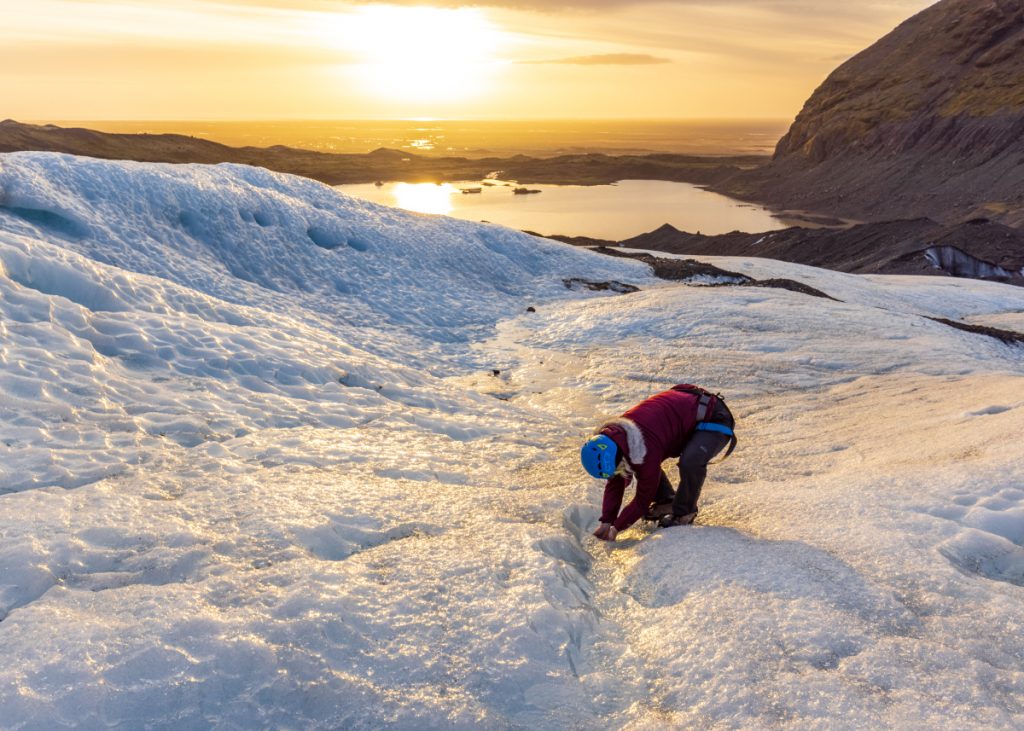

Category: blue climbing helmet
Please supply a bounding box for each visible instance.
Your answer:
[580,434,620,479]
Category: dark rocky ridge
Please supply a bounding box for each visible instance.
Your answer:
[548,217,1024,285]
[928,317,1024,345]
[719,0,1024,228]
[620,218,1024,284]
[591,246,839,300]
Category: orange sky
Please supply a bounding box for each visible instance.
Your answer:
[3,0,936,121]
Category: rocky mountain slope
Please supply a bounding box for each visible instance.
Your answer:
[722,0,1024,227]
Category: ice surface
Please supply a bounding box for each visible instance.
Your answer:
[965,310,1024,332]
[0,153,654,369]
[2,153,1024,729]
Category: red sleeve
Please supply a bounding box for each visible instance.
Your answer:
[612,460,662,531]
[600,474,627,524]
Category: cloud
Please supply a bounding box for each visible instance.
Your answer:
[159,0,933,14]
[522,53,670,65]
[0,39,354,75]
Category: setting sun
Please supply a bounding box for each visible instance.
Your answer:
[336,6,503,103]
[391,182,457,214]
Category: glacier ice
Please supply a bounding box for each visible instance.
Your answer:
[1,153,1024,729]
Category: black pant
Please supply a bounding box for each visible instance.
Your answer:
[653,398,734,516]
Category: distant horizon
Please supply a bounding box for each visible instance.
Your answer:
[31,116,793,124]
[16,118,791,157]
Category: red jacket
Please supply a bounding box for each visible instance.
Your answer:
[598,385,714,530]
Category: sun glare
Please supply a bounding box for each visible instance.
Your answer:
[338,6,502,104]
[391,182,457,214]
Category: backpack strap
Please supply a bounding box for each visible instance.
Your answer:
[696,391,713,422]
[672,384,717,422]
[695,422,733,436]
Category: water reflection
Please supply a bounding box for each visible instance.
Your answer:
[392,182,456,214]
[341,179,810,239]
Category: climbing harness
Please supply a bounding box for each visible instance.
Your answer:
[695,422,734,436]
[675,384,738,462]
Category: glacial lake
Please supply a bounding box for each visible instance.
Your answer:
[336,179,805,240]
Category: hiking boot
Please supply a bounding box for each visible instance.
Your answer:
[643,501,674,521]
[658,512,697,528]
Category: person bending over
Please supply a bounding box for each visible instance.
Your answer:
[580,384,736,542]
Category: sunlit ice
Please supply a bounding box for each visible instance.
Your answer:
[330,5,505,104]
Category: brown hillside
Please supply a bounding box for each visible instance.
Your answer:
[722,0,1024,227]
[0,120,759,188]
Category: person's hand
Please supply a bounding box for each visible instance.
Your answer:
[593,523,618,542]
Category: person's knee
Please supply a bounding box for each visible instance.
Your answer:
[679,446,713,472]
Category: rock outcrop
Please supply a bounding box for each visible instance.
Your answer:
[723,0,1024,227]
